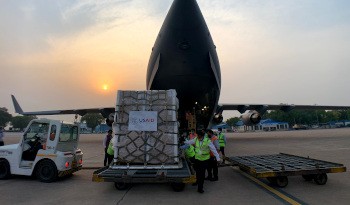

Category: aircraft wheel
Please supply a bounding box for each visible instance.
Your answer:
[302,174,314,181]
[36,160,58,183]
[275,176,288,188]
[314,174,327,185]
[171,182,185,192]
[0,159,11,179]
[114,182,130,190]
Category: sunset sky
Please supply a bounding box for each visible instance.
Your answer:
[1,0,350,121]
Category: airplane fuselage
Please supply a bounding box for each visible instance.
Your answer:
[146,0,221,129]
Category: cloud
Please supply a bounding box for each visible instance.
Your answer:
[0,0,166,57]
[1,0,350,120]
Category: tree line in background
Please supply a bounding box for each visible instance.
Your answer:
[226,110,350,127]
[80,113,104,131]
[0,107,104,131]
[2,106,349,130]
[0,107,37,130]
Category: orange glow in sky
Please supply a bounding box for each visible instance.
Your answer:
[1,0,350,122]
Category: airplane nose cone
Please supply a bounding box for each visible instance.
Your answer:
[163,0,208,30]
[147,0,221,90]
[146,0,221,128]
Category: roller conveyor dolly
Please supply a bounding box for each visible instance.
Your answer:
[225,153,346,188]
[92,158,196,192]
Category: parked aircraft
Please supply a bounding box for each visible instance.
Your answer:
[11,0,350,129]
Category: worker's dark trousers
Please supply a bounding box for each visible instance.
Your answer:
[104,150,113,166]
[195,159,209,191]
[220,147,225,162]
[207,157,218,179]
[104,149,110,166]
[220,147,225,156]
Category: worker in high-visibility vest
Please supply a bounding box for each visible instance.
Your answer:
[205,129,220,181]
[180,131,195,163]
[184,130,220,193]
[106,137,114,166]
[184,143,196,163]
[218,127,227,164]
[103,130,113,166]
[189,129,197,140]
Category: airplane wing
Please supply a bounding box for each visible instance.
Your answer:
[214,103,350,125]
[11,95,115,118]
[218,103,350,114]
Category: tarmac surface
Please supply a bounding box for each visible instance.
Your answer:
[1,128,350,205]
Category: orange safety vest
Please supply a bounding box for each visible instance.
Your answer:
[189,133,197,140]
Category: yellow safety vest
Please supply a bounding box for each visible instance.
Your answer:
[194,138,210,161]
[107,141,114,155]
[185,145,195,158]
[218,133,225,147]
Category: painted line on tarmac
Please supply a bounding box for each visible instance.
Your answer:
[232,167,308,205]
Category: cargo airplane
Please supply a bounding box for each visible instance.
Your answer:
[11,0,350,129]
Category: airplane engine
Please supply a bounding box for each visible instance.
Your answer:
[241,110,261,126]
[213,113,223,124]
[106,113,115,127]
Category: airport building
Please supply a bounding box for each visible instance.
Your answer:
[211,123,234,133]
[80,123,92,133]
[94,124,110,133]
[319,120,350,129]
[236,119,289,132]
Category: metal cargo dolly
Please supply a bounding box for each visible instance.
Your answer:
[226,153,346,188]
[92,159,195,192]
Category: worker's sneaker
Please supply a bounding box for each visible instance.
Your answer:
[197,189,204,193]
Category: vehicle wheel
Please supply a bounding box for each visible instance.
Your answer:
[0,159,11,179]
[171,182,185,192]
[266,177,277,184]
[36,160,58,183]
[275,176,288,188]
[314,174,327,185]
[302,174,314,181]
[114,182,130,190]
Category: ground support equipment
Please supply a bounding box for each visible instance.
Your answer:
[226,153,346,188]
[92,158,195,192]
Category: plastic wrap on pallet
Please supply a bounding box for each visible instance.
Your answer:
[114,133,179,164]
[116,90,179,111]
[112,90,181,169]
[114,121,179,134]
[147,133,179,164]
